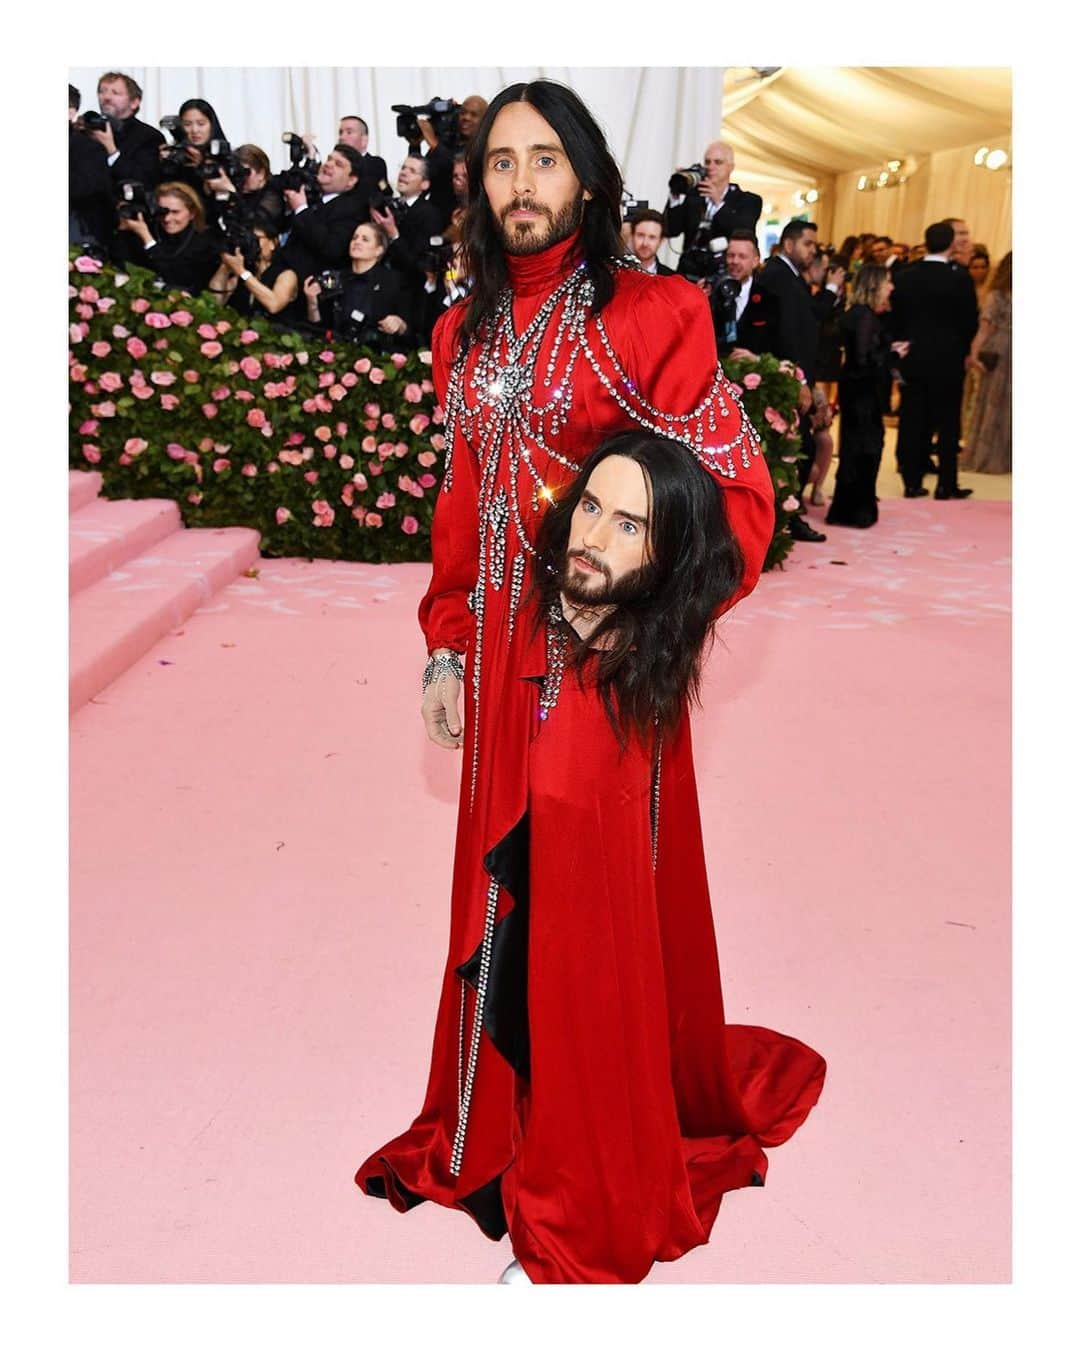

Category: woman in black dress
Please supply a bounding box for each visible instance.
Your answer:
[301,221,416,353]
[115,180,221,295]
[207,220,301,329]
[826,263,897,529]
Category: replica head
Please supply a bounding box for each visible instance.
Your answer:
[533,431,745,744]
[460,79,625,345]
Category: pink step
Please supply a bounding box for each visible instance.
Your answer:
[69,470,103,512]
[70,497,183,597]
[70,526,262,713]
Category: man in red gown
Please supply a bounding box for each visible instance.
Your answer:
[355,79,826,1284]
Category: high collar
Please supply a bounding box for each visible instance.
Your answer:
[503,229,584,296]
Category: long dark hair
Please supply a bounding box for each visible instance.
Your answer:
[532,432,745,747]
[459,80,625,351]
[178,98,227,145]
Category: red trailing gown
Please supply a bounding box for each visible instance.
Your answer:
[355,231,826,1283]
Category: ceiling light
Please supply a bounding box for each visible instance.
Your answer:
[807,188,819,203]
[886,159,901,172]
[974,146,989,166]
[985,148,1009,171]
[857,175,868,191]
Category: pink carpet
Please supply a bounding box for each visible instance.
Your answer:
[69,496,1010,1283]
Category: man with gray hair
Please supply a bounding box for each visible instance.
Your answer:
[663,139,763,280]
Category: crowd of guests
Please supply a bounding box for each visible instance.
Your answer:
[69,76,1012,536]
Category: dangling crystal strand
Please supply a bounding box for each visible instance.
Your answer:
[456,978,466,1109]
[538,605,569,720]
[449,875,500,1177]
[650,732,663,872]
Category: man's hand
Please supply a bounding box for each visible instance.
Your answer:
[826,264,847,291]
[727,346,756,362]
[370,204,400,241]
[89,125,117,156]
[117,212,153,244]
[205,171,235,195]
[697,177,725,205]
[221,248,247,276]
[422,662,463,750]
[378,315,408,336]
[284,185,308,212]
[891,339,911,359]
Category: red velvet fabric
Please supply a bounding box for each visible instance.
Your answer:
[354,233,826,1282]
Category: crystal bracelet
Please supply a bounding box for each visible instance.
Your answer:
[422,650,465,693]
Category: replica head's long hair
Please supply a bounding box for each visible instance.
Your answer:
[532,433,745,748]
[458,80,626,354]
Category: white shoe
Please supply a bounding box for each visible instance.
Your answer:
[497,1258,532,1284]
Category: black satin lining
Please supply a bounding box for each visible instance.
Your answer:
[364,1165,426,1211]
[454,812,532,1080]
[750,1171,765,1186]
[364,1162,508,1240]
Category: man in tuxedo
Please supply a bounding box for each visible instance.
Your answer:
[627,210,675,275]
[86,71,164,190]
[337,115,388,196]
[663,140,763,278]
[370,154,443,298]
[759,219,827,541]
[282,143,372,279]
[713,229,779,359]
[890,220,980,499]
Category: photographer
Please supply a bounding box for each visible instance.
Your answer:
[370,155,442,288]
[712,229,780,359]
[116,181,220,296]
[157,99,230,199]
[88,71,165,190]
[337,115,388,195]
[663,141,762,279]
[203,144,286,233]
[418,221,471,345]
[281,143,372,280]
[301,221,416,353]
[626,209,674,276]
[208,220,301,327]
[407,95,486,228]
[69,84,113,252]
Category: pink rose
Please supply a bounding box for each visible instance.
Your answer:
[240,356,262,380]
[69,323,84,345]
[130,297,151,314]
[84,382,99,395]
[318,371,334,388]
[381,412,397,429]
[200,340,223,358]
[202,403,219,418]
[364,419,378,432]
[98,372,123,393]
[74,255,103,273]
[81,444,101,463]
[339,455,355,469]
[239,329,259,345]
[296,351,309,365]
[91,401,116,417]
[409,413,431,435]
[393,442,409,458]
[153,337,169,350]
[361,436,377,453]
[421,379,434,394]
[183,370,200,383]
[764,406,789,434]
[78,420,99,435]
[78,285,99,303]
[401,515,419,535]
[354,357,371,374]
[319,349,335,363]
[302,398,318,414]
[352,472,368,491]
[377,441,395,460]
[212,458,231,473]
[111,324,130,340]
[304,470,319,484]
[267,462,280,474]
[90,341,111,358]
[403,382,423,403]
[170,310,193,327]
[301,446,314,461]
[314,425,332,442]
[197,323,217,339]
[286,432,304,446]
[242,463,258,477]
[96,296,116,312]
[335,421,347,436]
[322,444,337,458]
[187,492,203,504]
[364,402,380,419]
[76,303,94,321]
[418,473,437,489]
[150,370,177,386]
[342,372,358,387]
[145,311,171,329]
[234,389,254,403]
[118,454,132,466]
[166,443,187,460]
[160,394,180,410]
[782,495,800,512]
[743,372,762,389]
[418,350,432,365]
[264,352,283,369]
[124,437,148,456]
[70,362,89,382]
[368,367,385,385]
[368,462,382,476]
[417,451,437,467]
[246,408,268,429]
[276,507,292,524]
[365,512,383,528]
[376,491,396,509]
[329,384,346,401]
[133,384,154,400]
[390,352,408,369]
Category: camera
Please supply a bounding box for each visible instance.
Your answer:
[115,179,160,223]
[621,190,649,224]
[418,234,454,276]
[669,163,706,195]
[158,115,195,173]
[81,110,109,134]
[280,132,322,202]
[216,196,261,269]
[391,98,461,148]
[368,180,407,222]
[198,140,251,191]
[683,235,734,294]
[315,268,345,300]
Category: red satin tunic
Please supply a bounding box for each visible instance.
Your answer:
[355,231,826,1283]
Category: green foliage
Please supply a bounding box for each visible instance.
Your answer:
[69,251,798,571]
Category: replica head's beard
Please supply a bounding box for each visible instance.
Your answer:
[559,547,655,609]
[498,188,586,256]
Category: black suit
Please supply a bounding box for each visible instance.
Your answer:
[890,259,979,492]
[69,127,114,250]
[758,255,821,383]
[384,196,444,283]
[281,185,372,279]
[663,182,763,276]
[356,152,388,194]
[715,278,781,359]
[128,226,221,295]
[106,115,165,188]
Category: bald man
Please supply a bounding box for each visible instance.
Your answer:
[663,140,763,280]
